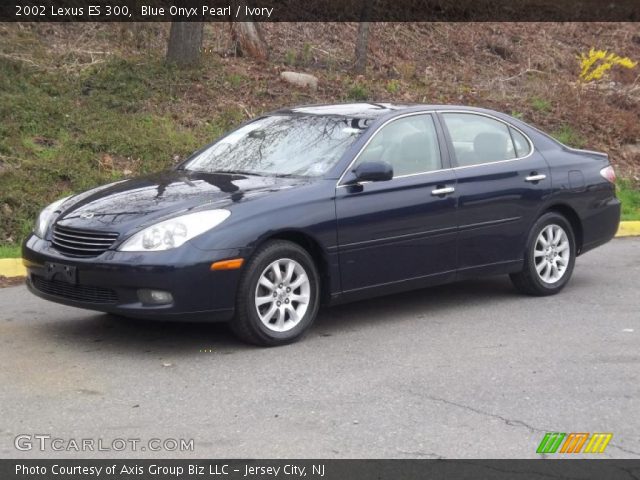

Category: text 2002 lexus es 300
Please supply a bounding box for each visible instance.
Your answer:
[23,103,621,345]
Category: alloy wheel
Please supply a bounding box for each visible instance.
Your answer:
[533,224,571,284]
[254,258,311,332]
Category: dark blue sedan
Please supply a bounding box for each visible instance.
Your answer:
[23,103,621,345]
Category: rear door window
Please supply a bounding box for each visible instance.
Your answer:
[441,113,526,167]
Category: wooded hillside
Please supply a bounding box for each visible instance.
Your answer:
[0,22,639,244]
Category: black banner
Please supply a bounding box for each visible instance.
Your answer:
[3,460,640,480]
[1,0,640,22]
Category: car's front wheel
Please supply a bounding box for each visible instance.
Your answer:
[231,240,320,346]
[510,212,576,296]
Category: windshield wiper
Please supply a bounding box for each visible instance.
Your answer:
[183,168,307,178]
[186,169,265,176]
[273,173,308,179]
[215,169,263,176]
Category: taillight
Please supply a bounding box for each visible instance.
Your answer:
[600,165,616,184]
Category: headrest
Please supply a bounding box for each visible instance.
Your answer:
[473,132,508,163]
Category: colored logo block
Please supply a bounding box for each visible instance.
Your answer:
[537,432,612,454]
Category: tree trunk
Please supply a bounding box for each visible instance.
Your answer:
[230,21,269,61]
[354,2,372,74]
[166,22,204,67]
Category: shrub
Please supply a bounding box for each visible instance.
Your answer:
[347,83,369,101]
[578,48,637,82]
[386,79,400,94]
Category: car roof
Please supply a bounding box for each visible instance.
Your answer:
[265,102,569,156]
[270,102,508,120]
[271,103,407,118]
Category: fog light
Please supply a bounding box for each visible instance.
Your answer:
[138,289,173,305]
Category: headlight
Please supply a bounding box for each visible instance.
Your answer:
[118,209,231,252]
[34,196,71,238]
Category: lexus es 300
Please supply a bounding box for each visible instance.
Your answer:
[23,103,621,345]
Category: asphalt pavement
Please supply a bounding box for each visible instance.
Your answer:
[0,238,638,459]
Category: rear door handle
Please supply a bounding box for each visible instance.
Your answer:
[431,186,455,196]
[525,174,546,182]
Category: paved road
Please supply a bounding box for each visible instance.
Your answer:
[1,238,638,459]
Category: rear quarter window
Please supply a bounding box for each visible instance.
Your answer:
[510,127,532,157]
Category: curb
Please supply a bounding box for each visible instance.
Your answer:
[616,220,640,237]
[1,221,640,279]
[0,258,26,278]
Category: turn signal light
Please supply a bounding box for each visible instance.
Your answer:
[600,165,616,184]
[210,258,245,271]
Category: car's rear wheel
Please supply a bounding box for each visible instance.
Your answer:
[510,212,576,296]
[230,240,320,346]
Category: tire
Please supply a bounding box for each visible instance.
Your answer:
[230,240,320,346]
[510,212,576,296]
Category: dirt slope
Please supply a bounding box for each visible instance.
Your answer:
[0,22,638,242]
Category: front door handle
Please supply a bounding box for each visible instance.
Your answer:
[431,186,455,196]
[525,174,547,182]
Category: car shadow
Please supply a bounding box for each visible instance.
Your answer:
[315,275,518,333]
[37,275,519,354]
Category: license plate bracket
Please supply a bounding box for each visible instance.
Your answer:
[44,262,77,284]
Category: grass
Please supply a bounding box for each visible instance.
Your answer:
[0,55,230,247]
[530,96,552,113]
[551,125,586,149]
[283,43,313,67]
[0,245,21,259]
[618,180,640,221]
[226,73,247,87]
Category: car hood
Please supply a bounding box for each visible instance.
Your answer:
[55,170,307,233]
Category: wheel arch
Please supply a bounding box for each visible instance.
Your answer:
[542,203,584,254]
[254,229,332,303]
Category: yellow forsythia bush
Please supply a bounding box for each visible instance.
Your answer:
[578,48,637,82]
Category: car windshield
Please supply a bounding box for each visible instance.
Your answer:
[182,114,371,177]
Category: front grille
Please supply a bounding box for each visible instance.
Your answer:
[51,224,119,257]
[32,276,118,304]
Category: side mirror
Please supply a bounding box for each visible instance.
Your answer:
[351,161,394,183]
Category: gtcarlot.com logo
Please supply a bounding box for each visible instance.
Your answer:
[537,432,612,454]
[14,434,194,452]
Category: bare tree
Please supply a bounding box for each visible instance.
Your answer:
[229,3,269,61]
[230,22,269,61]
[354,2,372,74]
[166,22,204,67]
[354,23,370,74]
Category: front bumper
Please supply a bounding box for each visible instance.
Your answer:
[22,235,245,322]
